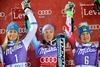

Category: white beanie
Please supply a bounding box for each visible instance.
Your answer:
[42,24,54,35]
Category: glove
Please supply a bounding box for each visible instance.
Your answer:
[24,0,30,3]
[21,1,30,10]
[65,1,75,18]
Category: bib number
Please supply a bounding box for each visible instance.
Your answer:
[15,54,18,62]
[85,56,89,64]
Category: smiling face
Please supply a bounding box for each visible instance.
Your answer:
[80,32,91,44]
[7,30,18,41]
[43,29,54,41]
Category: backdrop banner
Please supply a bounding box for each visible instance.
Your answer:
[0,0,100,67]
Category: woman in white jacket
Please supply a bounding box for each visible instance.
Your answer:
[2,1,38,67]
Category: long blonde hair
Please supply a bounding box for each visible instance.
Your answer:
[3,34,19,51]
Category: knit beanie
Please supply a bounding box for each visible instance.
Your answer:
[6,22,19,34]
[78,22,91,37]
[42,24,54,35]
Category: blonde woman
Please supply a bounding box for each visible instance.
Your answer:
[2,1,38,67]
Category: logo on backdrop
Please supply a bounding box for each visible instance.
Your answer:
[61,9,65,14]
[61,9,66,17]
[65,60,74,65]
[99,50,100,61]
[80,3,100,18]
[89,24,100,30]
[12,9,24,21]
[27,62,31,67]
[69,24,100,31]
[0,28,26,34]
[38,10,52,15]
[0,29,5,34]
[40,57,57,63]
[0,12,5,18]
[37,10,52,18]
